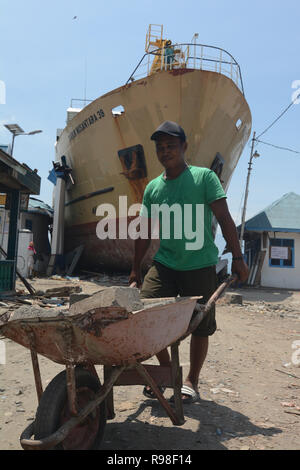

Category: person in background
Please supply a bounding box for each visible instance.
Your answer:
[27,241,36,279]
[164,40,175,67]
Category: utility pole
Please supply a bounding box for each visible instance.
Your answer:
[239,131,260,250]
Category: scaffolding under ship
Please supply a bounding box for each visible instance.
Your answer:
[54,25,252,272]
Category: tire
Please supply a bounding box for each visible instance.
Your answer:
[34,367,106,450]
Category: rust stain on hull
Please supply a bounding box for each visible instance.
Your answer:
[118,149,148,203]
[168,68,194,76]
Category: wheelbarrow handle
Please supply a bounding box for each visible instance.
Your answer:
[182,274,238,338]
[201,273,239,313]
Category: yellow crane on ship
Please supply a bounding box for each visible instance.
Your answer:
[145,24,187,75]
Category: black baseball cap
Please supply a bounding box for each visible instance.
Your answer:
[150,121,186,142]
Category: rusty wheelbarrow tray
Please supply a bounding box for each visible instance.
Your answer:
[0,275,236,450]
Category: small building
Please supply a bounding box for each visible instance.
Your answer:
[20,197,53,259]
[0,197,53,278]
[239,192,300,289]
[0,148,41,291]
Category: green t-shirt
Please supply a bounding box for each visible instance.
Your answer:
[140,165,226,271]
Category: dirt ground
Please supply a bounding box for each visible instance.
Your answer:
[0,274,299,451]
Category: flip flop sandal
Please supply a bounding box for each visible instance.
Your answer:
[181,385,200,403]
[169,385,200,404]
[143,385,166,399]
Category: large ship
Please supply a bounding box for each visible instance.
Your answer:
[54,25,252,272]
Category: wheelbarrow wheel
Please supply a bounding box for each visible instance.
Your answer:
[34,367,106,450]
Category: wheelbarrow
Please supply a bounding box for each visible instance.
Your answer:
[0,274,237,450]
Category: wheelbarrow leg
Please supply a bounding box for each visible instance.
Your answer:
[104,366,115,419]
[24,325,43,403]
[65,363,77,416]
[170,341,184,424]
[30,348,43,403]
[135,363,184,425]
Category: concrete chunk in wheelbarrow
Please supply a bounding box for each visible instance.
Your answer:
[0,305,66,324]
[68,286,144,316]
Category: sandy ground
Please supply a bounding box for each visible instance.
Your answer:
[0,274,299,451]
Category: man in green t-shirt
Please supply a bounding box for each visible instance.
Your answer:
[129,121,249,403]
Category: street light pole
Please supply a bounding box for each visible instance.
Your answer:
[239,131,260,250]
[11,133,16,155]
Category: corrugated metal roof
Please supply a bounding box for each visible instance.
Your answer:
[239,192,300,233]
[0,148,41,194]
[27,197,53,217]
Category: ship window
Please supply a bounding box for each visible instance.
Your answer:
[112,105,125,116]
[236,118,242,130]
[210,153,224,180]
[118,145,147,180]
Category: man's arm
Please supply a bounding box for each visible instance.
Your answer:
[210,198,249,283]
[129,217,152,287]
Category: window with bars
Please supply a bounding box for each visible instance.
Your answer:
[25,219,33,231]
[269,238,294,268]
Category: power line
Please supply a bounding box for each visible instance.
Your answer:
[256,92,300,140]
[256,139,300,155]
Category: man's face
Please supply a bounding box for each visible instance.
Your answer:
[155,134,187,169]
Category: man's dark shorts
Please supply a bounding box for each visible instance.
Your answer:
[140,261,218,337]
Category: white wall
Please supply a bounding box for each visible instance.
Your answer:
[0,208,50,276]
[0,210,34,277]
[0,228,33,278]
[17,230,34,278]
[261,232,300,290]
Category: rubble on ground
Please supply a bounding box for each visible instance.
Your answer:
[220,297,300,318]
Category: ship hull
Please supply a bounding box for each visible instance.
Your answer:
[56,68,252,271]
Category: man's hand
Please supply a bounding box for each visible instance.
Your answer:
[231,258,249,283]
[129,236,151,289]
[129,269,142,288]
[210,198,249,284]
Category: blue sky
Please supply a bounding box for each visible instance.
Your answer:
[1,0,299,240]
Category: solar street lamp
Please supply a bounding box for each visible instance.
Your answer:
[4,124,42,155]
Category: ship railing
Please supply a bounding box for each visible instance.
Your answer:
[126,43,245,96]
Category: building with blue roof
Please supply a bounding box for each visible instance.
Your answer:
[238,192,300,289]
